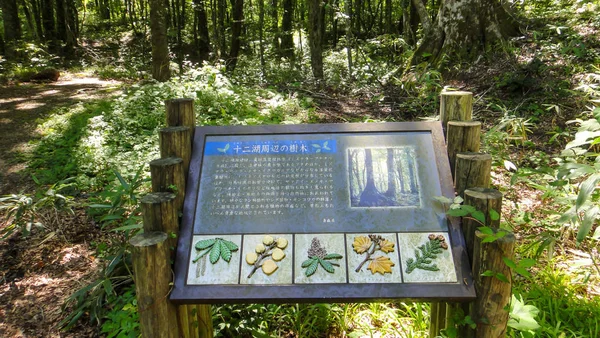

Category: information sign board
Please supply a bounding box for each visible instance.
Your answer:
[171,122,475,303]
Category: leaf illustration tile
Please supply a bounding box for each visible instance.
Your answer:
[294,234,347,284]
[398,232,457,283]
[239,234,293,285]
[346,233,402,283]
[187,235,242,285]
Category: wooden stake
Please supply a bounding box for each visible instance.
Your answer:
[150,157,186,213]
[166,98,196,129]
[440,91,473,134]
[159,126,193,176]
[178,304,213,338]
[446,121,481,178]
[429,302,447,337]
[463,188,503,262]
[468,230,515,338]
[141,192,178,248]
[130,232,180,338]
[454,152,491,197]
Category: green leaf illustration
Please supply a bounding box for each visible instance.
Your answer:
[217,143,230,153]
[319,259,335,273]
[323,253,343,260]
[209,241,222,264]
[220,241,232,262]
[405,234,448,274]
[305,259,319,277]
[195,238,216,250]
[302,258,316,268]
[312,144,321,148]
[193,237,239,265]
[323,141,330,150]
[221,239,239,252]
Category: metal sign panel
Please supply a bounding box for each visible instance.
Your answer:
[171,122,475,303]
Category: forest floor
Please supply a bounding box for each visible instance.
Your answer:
[0,74,120,337]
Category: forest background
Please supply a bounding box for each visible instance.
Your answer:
[0,0,599,336]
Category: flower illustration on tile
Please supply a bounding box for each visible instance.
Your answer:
[301,237,343,277]
[246,235,288,278]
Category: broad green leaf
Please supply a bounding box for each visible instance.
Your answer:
[481,270,495,277]
[462,205,476,214]
[576,174,600,210]
[478,226,494,235]
[557,207,576,224]
[319,259,335,273]
[113,170,130,190]
[495,273,510,283]
[482,236,497,243]
[447,208,469,217]
[219,240,232,262]
[100,214,123,222]
[209,241,222,264]
[224,143,230,151]
[110,223,143,232]
[503,257,517,269]
[489,209,500,221]
[518,258,536,268]
[508,295,540,332]
[577,206,599,244]
[195,238,217,250]
[472,210,486,224]
[302,258,317,268]
[221,239,239,252]
[305,260,319,277]
[515,267,532,278]
[323,253,343,260]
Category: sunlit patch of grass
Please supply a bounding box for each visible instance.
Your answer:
[511,259,600,338]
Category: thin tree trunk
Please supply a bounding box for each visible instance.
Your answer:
[385,0,392,33]
[150,0,171,81]
[258,0,266,77]
[42,0,57,51]
[193,0,210,61]
[1,0,22,58]
[226,0,243,72]
[307,0,325,80]
[385,149,397,200]
[270,0,279,51]
[346,0,353,77]
[280,0,293,59]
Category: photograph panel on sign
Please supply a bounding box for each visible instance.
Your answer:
[347,147,421,209]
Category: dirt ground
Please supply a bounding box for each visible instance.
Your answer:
[0,74,119,337]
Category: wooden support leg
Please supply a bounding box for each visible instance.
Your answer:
[130,232,180,338]
[454,152,492,197]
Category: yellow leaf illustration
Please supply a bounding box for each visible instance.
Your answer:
[379,239,395,253]
[352,236,372,254]
[368,256,395,275]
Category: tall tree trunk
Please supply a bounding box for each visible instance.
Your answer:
[359,149,389,207]
[20,0,38,40]
[217,0,226,56]
[307,0,325,80]
[226,0,243,72]
[410,0,519,65]
[280,0,293,59]
[30,0,45,41]
[346,0,353,77]
[258,0,266,76]
[56,0,67,47]
[41,0,57,52]
[193,0,210,61]
[65,0,78,53]
[1,0,22,58]
[270,0,279,51]
[385,0,392,33]
[150,0,171,81]
[385,149,397,200]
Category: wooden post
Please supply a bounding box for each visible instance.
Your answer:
[429,302,447,337]
[440,91,473,134]
[159,126,193,176]
[166,98,196,128]
[446,121,481,178]
[130,232,180,338]
[150,157,186,213]
[463,188,503,263]
[162,99,213,338]
[141,192,178,248]
[454,152,491,197]
[468,230,515,338]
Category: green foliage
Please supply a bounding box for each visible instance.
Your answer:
[0,178,76,238]
[61,169,145,330]
[193,238,239,264]
[301,253,343,277]
[101,284,140,338]
[405,237,446,274]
